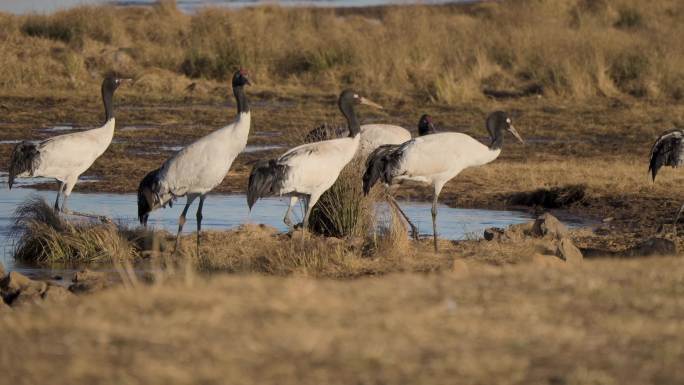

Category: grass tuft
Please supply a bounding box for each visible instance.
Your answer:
[610,51,650,96]
[308,159,378,239]
[189,225,448,278]
[11,197,136,265]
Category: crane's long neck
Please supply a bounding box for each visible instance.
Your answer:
[340,102,360,138]
[234,86,249,115]
[102,86,114,123]
[489,130,503,150]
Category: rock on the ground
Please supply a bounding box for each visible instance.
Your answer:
[503,222,534,241]
[532,213,568,239]
[484,227,505,241]
[556,237,583,264]
[42,284,74,303]
[11,289,45,308]
[69,269,108,294]
[0,271,47,305]
[488,214,569,242]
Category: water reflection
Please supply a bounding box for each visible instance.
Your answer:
[0,185,545,273]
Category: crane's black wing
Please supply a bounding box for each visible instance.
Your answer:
[304,123,349,143]
[649,129,684,181]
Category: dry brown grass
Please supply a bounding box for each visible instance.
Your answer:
[1,257,682,385]
[0,0,683,102]
[11,197,138,265]
[185,224,449,278]
[308,159,380,238]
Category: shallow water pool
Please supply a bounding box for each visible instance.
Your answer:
[0,183,581,276]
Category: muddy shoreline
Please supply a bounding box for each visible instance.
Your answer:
[2,93,682,254]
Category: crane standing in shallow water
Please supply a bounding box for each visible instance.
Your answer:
[363,114,437,239]
[8,74,129,218]
[648,128,684,235]
[247,89,383,231]
[137,69,252,254]
[363,111,524,251]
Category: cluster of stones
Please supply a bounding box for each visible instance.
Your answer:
[1,265,110,310]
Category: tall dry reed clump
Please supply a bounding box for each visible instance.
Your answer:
[0,0,682,102]
[307,159,379,238]
[11,197,136,264]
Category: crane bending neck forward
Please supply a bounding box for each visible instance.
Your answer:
[363,111,524,251]
[8,74,130,219]
[247,89,383,232]
[137,69,252,255]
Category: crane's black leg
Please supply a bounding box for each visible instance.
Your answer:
[173,195,197,254]
[388,195,419,240]
[54,182,64,212]
[195,195,206,256]
[673,202,684,236]
[283,196,299,232]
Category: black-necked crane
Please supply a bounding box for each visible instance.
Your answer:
[247,89,382,231]
[137,69,252,254]
[363,111,524,251]
[364,114,437,239]
[8,74,129,217]
[305,113,436,154]
[648,128,684,234]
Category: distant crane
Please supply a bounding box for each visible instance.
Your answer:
[8,74,129,218]
[247,89,383,231]
[305,113,436,155]
[648,128,684,234]
[363,111,524,251]
[137,69,252,254]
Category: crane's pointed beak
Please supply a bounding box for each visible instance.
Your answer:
[359,97,383,110]
[509,125,524,144]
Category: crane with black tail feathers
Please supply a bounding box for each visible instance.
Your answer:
[137,69,252,255]
[247,89,383,232]
[648,128,684,235]
[8,74,129,219]
[362,114,437,239]
[363,111,524,252]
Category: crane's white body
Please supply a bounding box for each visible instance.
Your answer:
[140,71,251,255]
[359,124,411,154]
[271,133,361,229]
[21,118,116,194]
[364,111,520,251]
[385,132,502,250]
[392,133,501,191]
[277,134,360,197]
[156,112,251,201]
